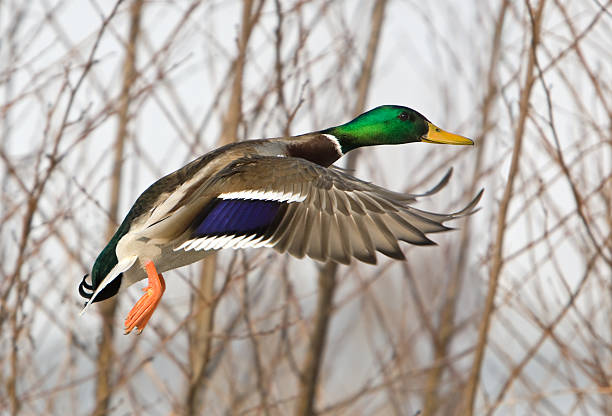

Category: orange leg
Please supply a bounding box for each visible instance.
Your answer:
[124,261,166,334]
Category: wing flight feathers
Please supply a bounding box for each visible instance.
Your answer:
[174,156,481,265]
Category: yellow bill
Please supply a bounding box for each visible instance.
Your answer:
[421,122,474,145]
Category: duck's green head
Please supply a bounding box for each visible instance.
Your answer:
[325,105,473,153]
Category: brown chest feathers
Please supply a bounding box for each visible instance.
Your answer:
[286,134,343,167]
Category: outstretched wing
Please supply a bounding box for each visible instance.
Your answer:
[174,156,482,265]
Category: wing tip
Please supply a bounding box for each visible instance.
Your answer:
[420,167,454,197]
[354,252,378,265]
[414,238,437,246]
[380,249,406,261]
[443,187,485,219]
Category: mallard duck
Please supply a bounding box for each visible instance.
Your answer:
[79,105,482,334]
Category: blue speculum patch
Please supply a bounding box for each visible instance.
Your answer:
[195,199,282,237]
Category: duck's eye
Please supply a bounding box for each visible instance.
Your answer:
[398,111,409,121]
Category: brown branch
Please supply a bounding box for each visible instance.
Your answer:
[294,261,339,416]
[183,1,264,413]
[219,0,266,145]
[463,1,548,413]
[241,260,271,415]
[0,2,125,414]
[346,0,387,172]
[295,1,388,414]
[486,253,599,414]
[543,0,612,266]
[422,1,510,414]
[94,1,143,414]
[184,256,217,415]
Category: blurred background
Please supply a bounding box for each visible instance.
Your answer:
[1,0,611,414]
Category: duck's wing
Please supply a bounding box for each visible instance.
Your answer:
[173,156,482,265]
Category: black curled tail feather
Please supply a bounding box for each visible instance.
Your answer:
[78,273,123,304]
[79,274,93,299]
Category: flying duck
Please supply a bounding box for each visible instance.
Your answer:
[79,105,482,334]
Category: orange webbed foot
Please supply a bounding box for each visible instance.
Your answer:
[124,261,166,334]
